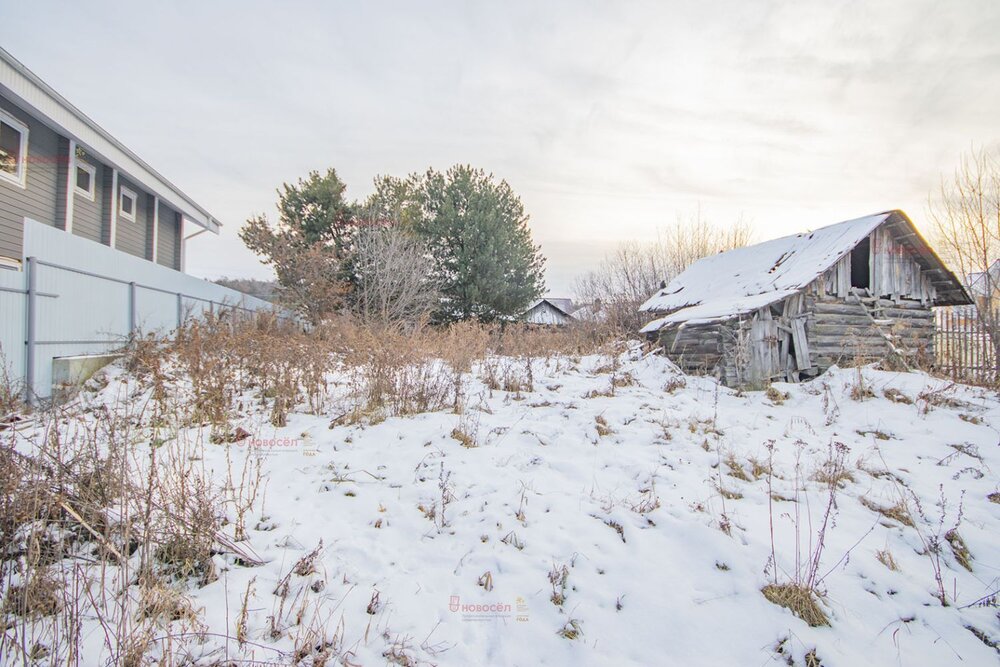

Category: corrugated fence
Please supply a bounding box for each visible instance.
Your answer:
[0,219,284,401]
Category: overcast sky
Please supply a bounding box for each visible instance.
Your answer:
[3,1,998,295]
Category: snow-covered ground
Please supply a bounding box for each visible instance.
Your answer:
[8,348,1000,666]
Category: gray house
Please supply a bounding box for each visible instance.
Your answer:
[0,46,220,272]
[0,48,277,403]
[639,210,971,387]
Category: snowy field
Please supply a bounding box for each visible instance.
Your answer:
[5,347,1000,666]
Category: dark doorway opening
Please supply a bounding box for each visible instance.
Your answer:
[850,237,870,290]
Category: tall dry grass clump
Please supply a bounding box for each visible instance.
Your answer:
[0,308,622,664]
[0,393,227,664]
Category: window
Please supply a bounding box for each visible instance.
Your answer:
[850,236,870,290]
[0,109,29,188]
[119,186,137,222]
[75,162,96,200]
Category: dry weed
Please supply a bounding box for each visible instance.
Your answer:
[761,583,829,627]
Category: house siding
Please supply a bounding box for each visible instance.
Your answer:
[0,93,61,262]
[157,201,179,269]
[114,175,148,259]
[72,155,104,243]
[144,194,155,260]
[54,136,68,230]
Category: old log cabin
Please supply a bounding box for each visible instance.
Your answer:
[638,210,971,387]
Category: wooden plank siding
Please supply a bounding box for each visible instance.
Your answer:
[870,226,936,303]
[99,166,114,246]
[114,174,149,259]
[54,136,69,230]
[157,202,180,270]
[72,155,104,242]
[0,94,61,261]
[817,231,936,304]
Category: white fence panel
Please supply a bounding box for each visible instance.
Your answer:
[11,219,285,400]
[0,269,26,390]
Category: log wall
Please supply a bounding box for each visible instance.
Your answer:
[803,295,934,369]
[658,322,726,378]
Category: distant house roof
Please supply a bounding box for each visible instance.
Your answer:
[0,47,220,233]
[570,302,605,322]
[966,260,1000,297]
[522,298,576,325]
[639,209,970,332]
[541,298,576,316]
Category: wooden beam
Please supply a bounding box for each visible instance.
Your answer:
[109,168,118,248]
[64,139,76,233]
[151,195,159,263]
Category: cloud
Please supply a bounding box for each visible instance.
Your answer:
[1,0,998,296]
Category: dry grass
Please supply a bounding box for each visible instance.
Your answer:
[548,563,570,607]
[724,454,751,481]
[557,618,583,640]
[0,312,624,665]
[765,385,790,405]
[813,460,856,487]
[450,428,477,448]
[761,583,829,627]
[876,548,900,571]
[717,486,743,501]
[882,387,914,405]
[748,457,771,480]
[945,530,973,571]
[594,415,613,437]
[860,497,914,527]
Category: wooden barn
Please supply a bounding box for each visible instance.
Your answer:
[638,210,972,387]
[522,298,577,326]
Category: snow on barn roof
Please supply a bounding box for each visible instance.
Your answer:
[638,209,975,332]
[639,213,890,331]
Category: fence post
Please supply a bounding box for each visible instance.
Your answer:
[24,256,36,404]
[128,282,137,336]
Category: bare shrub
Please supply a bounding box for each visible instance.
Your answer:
[929,147,1000,383]
[0,346,23,416]
[575,210,753,334]
[0,303,629,664]
[910,486,967,606]
[761,441,858,627]
[349,226,440,329]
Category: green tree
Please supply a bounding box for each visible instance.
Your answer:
[240,169,356,323]
[372,166,545,322]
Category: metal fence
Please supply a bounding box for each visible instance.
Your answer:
[934,307,998,385]
[0,219,285,401]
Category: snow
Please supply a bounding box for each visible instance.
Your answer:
[638,212,891,330]
[9,347,1000,666]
